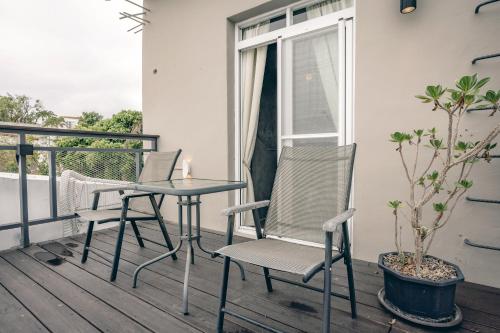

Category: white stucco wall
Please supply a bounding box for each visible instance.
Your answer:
[0,173,60,250]
[354,0,500,288]
[143,0,500,287]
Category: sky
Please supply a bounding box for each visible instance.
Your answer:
[0,0,142,117]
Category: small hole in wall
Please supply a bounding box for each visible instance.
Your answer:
[153,68,158,74]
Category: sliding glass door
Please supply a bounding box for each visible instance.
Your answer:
[235,3,353,232]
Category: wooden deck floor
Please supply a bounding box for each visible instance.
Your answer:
[0,221,499,333]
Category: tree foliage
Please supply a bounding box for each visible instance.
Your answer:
[0,94,64,174]
[56,110,143,181]
[0,94,143,181]
[0,94,64,127]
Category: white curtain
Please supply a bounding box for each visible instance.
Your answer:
[241,22,269,225]
[306,0,349,131]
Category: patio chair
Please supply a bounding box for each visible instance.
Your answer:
[215,144,357,333]
[78,150,182,281]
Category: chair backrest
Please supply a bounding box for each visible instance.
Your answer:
[264,143,356,247]
[129,150,181,214]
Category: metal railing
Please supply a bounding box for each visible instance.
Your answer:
[0,123,159,247]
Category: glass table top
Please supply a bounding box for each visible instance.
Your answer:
[132,178,246,196]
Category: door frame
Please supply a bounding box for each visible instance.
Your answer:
[234,4,355,238]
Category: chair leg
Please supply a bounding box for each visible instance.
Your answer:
[130,221,145,248]
[110,220,126,281]
[342,222,357,318]
[190,244,195,265]
[150,193,178,261]
[216,256,231,333]
[345,256,357,318]
[157,218,178,261]
[323,232,333,333]
[81,221,94,263]
[263,267,273,292]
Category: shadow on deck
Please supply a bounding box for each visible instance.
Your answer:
[0,221,498,333]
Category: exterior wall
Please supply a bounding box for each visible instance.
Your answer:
[354,0,500,288]
[143,0,500,287]
[142,0,271,226]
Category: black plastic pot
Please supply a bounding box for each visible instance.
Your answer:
[378,252,464,320]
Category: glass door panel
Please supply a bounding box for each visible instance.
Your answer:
[279,24,344,152]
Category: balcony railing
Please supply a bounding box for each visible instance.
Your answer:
[0,123,159,248]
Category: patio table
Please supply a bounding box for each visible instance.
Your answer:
[124,178,246,315]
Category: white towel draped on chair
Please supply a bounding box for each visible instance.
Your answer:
[58,170,131,236]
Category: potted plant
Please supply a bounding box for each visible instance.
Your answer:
[378,74,500,327]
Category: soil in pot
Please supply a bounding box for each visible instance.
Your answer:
[383,253,458,281]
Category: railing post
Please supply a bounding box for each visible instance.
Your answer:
[17,133,30,247]
[152,137,158,151]
[48,150,58,219]
[135,151,142,181]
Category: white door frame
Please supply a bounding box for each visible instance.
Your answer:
[234,5,355,237]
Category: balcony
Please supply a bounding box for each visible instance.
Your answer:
[0,125,497,333]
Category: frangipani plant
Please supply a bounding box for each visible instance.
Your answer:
[389,74,500,276]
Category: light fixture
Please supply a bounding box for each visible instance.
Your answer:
[400,0,416,14]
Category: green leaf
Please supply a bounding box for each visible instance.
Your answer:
[433,202,447,213]
[425,85,445,100]
[464,94,475,105]
[475,77,490,90]
[416,95,432,103]
[427,170,439,183]
[390,132,413,143]
[413,129,424,137]
[485,142,497,151]
[457,74,480,93]
[429,138,443,149]
[456,179,473,189]
[388,200,402,209]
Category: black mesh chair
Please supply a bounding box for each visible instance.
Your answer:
[215,144,357,333]
[78,150,181,281]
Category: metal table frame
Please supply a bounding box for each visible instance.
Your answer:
[120,178,246,315]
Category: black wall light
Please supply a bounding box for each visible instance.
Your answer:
[400,0,417,14]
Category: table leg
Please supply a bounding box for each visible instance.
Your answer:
[182,195,193,315]
[131,197,185,288]
[182,241,192,315]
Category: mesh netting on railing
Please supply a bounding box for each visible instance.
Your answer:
[0,132,144,236]
[56,150,137,180]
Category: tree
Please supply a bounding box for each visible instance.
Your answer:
[56,110,143,181]
[0,94,64,127]
[78,111,103,128]
[0,94,65,175]
[389,74,499,276]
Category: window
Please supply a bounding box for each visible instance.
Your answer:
[240,13,286,40]
[293,0,354,24]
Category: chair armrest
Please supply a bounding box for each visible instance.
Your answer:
[221,200,270,216]
[92,185,132,194]
[322,208,356,232]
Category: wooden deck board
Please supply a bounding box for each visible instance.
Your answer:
[0,221,498,333]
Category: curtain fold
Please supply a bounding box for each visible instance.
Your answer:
[241,22,269,225]
[306,0,349,131]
